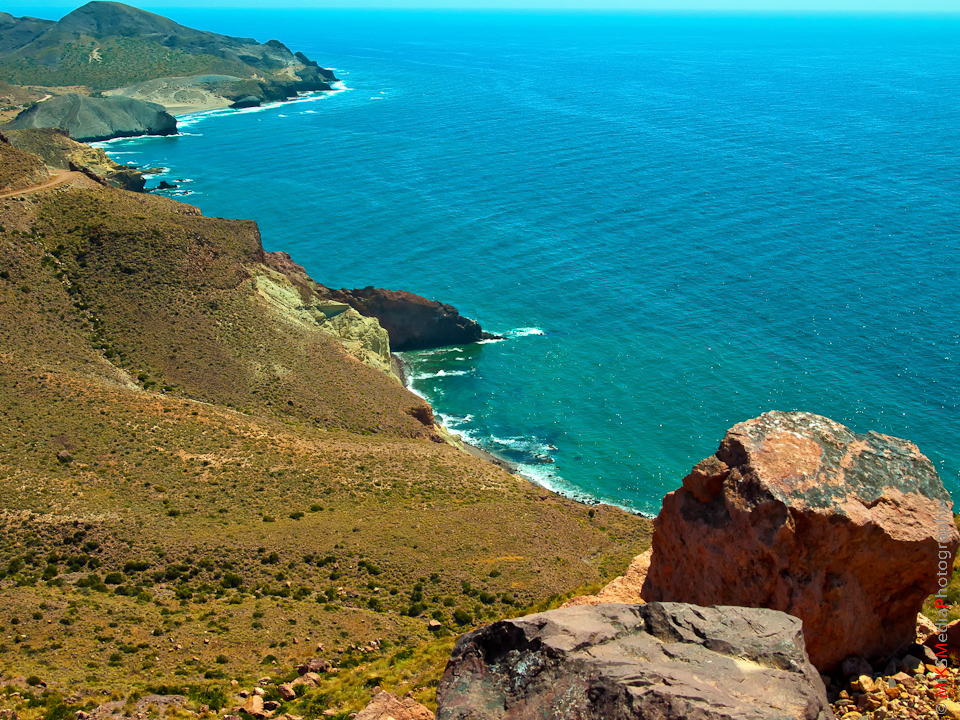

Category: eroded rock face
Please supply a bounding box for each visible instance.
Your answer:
[322,286,496,351]
[437,602,834,720]
[640,411,959,672]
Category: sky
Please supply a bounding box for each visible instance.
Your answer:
[5,0,960,13]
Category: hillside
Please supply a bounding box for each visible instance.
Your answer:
[0,2,336,97]
[0,138,651,718]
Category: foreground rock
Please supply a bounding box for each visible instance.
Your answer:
[5,94,176,142]
[437,602,835,720]
[356,691,434,720]
[641,411,959,672]
[322,286,499,351]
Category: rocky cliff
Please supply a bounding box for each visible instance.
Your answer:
[323,286,499,351]
[2,127,148,190]
[4,93,176,142]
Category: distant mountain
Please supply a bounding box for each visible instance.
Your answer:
[0,1,337,94]
[0,11,55,54]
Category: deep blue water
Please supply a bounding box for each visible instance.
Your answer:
[97,12,959,515]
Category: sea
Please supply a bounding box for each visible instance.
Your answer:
[90,11,959,516]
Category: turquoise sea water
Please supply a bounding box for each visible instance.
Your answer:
[98,12,959,515]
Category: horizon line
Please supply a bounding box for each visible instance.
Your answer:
[15,6,960,15]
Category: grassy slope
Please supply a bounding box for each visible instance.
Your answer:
[0,135,47,191]
[0,35,256,91]
[0,142,651,718]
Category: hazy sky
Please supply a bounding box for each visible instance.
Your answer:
[7,0,960,14]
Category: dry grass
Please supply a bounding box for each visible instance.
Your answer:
[0,141,653,718]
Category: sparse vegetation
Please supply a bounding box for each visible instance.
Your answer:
[0,138,653,714]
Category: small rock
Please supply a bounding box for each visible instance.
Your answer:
[892,671,916,689]
[854,675,875,693]
[240,697,264,716]
[906,642,940,666]
[253,688,266,697]
[57,450,72,464]
[262,703,280,712]
[238,691,251,699]
[916,613,937,643]
[899,655,923,674]
[277,685,296,702]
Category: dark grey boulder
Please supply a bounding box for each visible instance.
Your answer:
[5,94,176,142]
[437,602,835,720]
[229,95,261,109]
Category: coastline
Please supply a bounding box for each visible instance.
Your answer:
[389,349,617,507]
[392,350,521,475]
[98,90,645,519]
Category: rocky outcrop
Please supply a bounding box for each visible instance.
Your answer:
[2,128,146,191]
[437,602,834,720]
[253,270,396,380]
[561,548,651,607]
[230,95,261,109]
[356,691,434,720]
[322,286,499,351]
[640,411,959,672]
[5,94,176,142]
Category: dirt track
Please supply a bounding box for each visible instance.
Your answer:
[0,169,80,199]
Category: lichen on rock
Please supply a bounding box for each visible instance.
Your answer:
[640,410,959,672]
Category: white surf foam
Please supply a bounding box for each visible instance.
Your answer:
[412,369,473,380]
[505,327,546,338]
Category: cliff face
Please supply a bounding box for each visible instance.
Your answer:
[323,286,498,351]
[253,265,397,381]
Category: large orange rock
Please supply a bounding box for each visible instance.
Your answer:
[640,411,959,672]
[356,691,434,720]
